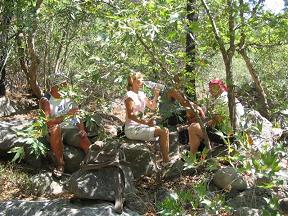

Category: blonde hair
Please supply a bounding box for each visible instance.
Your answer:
[126,72,144,90]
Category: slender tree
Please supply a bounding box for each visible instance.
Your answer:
[185,0,198,100]
[200,0,237,131]
[0,1,14,96]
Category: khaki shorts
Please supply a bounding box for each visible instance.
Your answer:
[125,124,157,141]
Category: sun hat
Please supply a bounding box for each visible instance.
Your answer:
[49,71,68,87]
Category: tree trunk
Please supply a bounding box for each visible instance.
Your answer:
[239,49,270,119]
[185,0,197,100]
[0,1,14,97]
[201,0,237,131]
[15,0,43,98]
[223,54,236,131]
[238,0,270,119]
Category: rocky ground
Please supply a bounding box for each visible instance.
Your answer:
[0,94,288,215]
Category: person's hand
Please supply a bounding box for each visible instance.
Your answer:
[146,118,156,127]
[153,87,160,96]
[47,118,61,128]
[197,107,206,119]
[67,107,79,116]
[78,129,87,138]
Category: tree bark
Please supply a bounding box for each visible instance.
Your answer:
[238,0,270,119]
[16,0,43,98]
[239,49,270,118]
[0,1,14,96]
[185,0,197,100]
[201,0,237,131]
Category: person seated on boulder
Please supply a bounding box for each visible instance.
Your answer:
[39,72,91,177]
[187,79,244,154]
[124,72,169,163]
[146,74,205,126]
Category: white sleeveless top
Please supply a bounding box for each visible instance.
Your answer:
[124,91,147,126]
[49,96,79,128]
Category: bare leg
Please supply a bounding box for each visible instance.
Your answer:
[154,127,169,162]
[77,122,91,154]
[188,123,204,154]
[49,125,64,172]
[79,135,91,154]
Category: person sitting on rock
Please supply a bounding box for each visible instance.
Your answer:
[39,72,91,177]
[156,74,205,126]
[187,79,245,154]
[124,72,169,163]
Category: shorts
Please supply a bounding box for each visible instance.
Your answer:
[124,124,157,141]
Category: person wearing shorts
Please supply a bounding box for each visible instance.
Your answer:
[40,72,91,177]
[124,72,169,163]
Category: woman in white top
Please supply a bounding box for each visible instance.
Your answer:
[124,72,169,163]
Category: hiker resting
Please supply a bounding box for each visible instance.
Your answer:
[188,79,244,154]
[39,72,91,177]
[124,72,169,163]
[158,74,205,126]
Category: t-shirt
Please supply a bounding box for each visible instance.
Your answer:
[49,96,79,128]
[124,91,147,126]
[209,92,244,133]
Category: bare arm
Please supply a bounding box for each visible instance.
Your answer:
[125,98,155,126]
[168,89,206,119]
[145,88,160,111]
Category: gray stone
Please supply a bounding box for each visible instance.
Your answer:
[68,166,136,201]
[233,207,262,216]
[31,172,66,196]
[242,109,275,150]
[227,188,272,209]
[162,158,185,180]
[213,167,248,191]
[63,145,85,173]
[0,96,16,117]
[122,141,157,178]
[279,198,288,214]
[0,199,139,216]
[0,119,32,152]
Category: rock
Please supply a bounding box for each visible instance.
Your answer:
[242,109,276,150]
[162,158,185,180]
[0,199,139,216]
[155,188,175,204]
[125,192,149,214]
[68,165,136,202]
[233,207,262,216]
[31,172,67,195]
[227,187,272,209]
[279,198,288,214]
[213,167,249,191]
[0,96,16,117]
[122,141,157,178]
[0,119,32,152]
[63,145,85,173]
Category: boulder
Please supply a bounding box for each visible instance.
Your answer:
[31,171,67,196]
[0,119,32,152]
[213,167,250,191]
[242,109,278,150]
[227,187,272,209]
[122,141,157,178]
[0,199,139,216]
[63,145,85,173]
[0,96,16,117]
[279,198,288,214]
[233,207,262,216]
[68,165,136,201]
